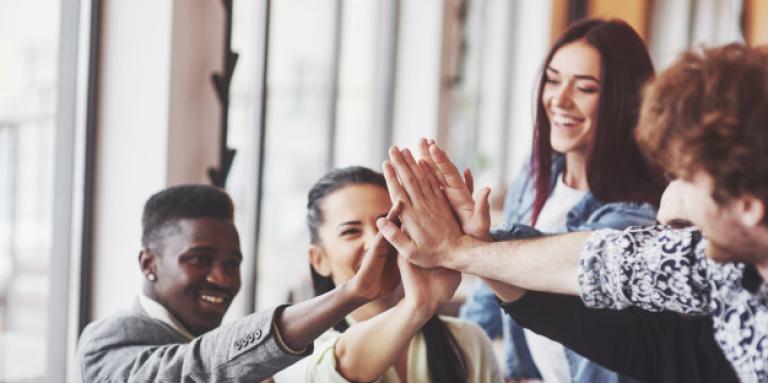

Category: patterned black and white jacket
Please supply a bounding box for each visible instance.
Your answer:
[578,225,768,383]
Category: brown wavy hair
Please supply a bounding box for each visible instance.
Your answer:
[635,44,768,221]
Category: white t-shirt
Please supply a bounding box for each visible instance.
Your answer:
[525,174,587,383]
[273,316,502,383]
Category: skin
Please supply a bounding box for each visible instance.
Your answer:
[139,203,406,351]
[404,42,601,303]
[544,40,602,190]
[656,179,694,228]
[309,184,398,322]
[309,183,461,382]
[664,170,768,272]
[377,141,768,303]
[140,217,242,336]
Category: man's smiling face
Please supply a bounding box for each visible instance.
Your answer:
[147,217,242,335]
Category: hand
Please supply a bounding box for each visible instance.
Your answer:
[417,138,492,240]
[377,146,465,269]
[416,140,527,302]
[347,201,403,301]
[397,255,461,314]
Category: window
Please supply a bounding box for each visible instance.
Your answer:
[228,0,395,311]
[0,0,61,379]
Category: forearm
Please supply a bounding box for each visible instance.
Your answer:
[276,281,367,351]
[482,277,527,302]
[446,231,590,296]
[500,292,646,380]
[578,226,715,314]
[78,308,301,382]
[334,300,431,382]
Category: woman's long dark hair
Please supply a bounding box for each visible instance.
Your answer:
[530,18,666,225]
[307,166,468,382]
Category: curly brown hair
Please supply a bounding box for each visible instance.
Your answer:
[635,44,768,217]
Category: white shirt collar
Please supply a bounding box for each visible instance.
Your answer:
[138,293,195,341]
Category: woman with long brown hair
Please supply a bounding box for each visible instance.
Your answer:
[460,18,665,383]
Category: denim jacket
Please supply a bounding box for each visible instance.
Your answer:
[460,155,656,382]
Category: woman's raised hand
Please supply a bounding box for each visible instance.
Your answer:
[417,137,492,241]
[347,201,403,302]
[398,253,461,315]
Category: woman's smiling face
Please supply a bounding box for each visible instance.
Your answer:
[312,184,392,287]
[543,39,603,156]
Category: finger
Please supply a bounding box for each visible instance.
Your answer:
[464,168,474,194]
[377,217,415,258]
[389,146,426,204]
[418,138,445,184]
[419,159,444,198]
[475,187,491,230]
[386,199,403,226]
[429,144,474,208]
[417,138,432,163]
[355,232,391,281]
[420,138,447,185]
[429,144,467,191]
[382,160,411,207]
[364,200,403,262]
[402,148,434,198]
[362,200,405,266]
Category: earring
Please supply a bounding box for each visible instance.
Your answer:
[147,273,157,282]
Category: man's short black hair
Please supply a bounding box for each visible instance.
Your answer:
[141,184,234,250]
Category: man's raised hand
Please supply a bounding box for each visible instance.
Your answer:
[348,200,403,302]
[376,146,465,269]
[416,138,492,240]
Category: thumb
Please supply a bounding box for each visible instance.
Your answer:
[377,217,414,257]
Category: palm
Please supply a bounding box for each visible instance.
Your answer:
[398,256,460,308]
[417,138,490,240]
[349,203,404,301]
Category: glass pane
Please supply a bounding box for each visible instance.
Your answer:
[446,0,514,226]
[0,0,60,380]
[257,0,336,309]
[229,0,390,318]
[226,0,262,320]
[334,0,381,169]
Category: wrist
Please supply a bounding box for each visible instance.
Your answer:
[443,234,480,272]
[398,299,435,323]
[337,280,371,311]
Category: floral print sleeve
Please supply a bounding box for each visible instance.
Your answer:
[578,225,768,382]
[578,225,739,315]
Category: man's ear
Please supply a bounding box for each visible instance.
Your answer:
[139,249,158,278]
[308,245,331,277]
[736,194,766,228]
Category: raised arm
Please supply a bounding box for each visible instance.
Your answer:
[578,225,722,314]
[418,139,529,301]
[377,144,585,296]
[78,204,404,382]
[332,257,461,382]
[277,203,403,351]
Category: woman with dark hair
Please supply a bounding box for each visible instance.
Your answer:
[460,18,665,383]
[297,166,501,383]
